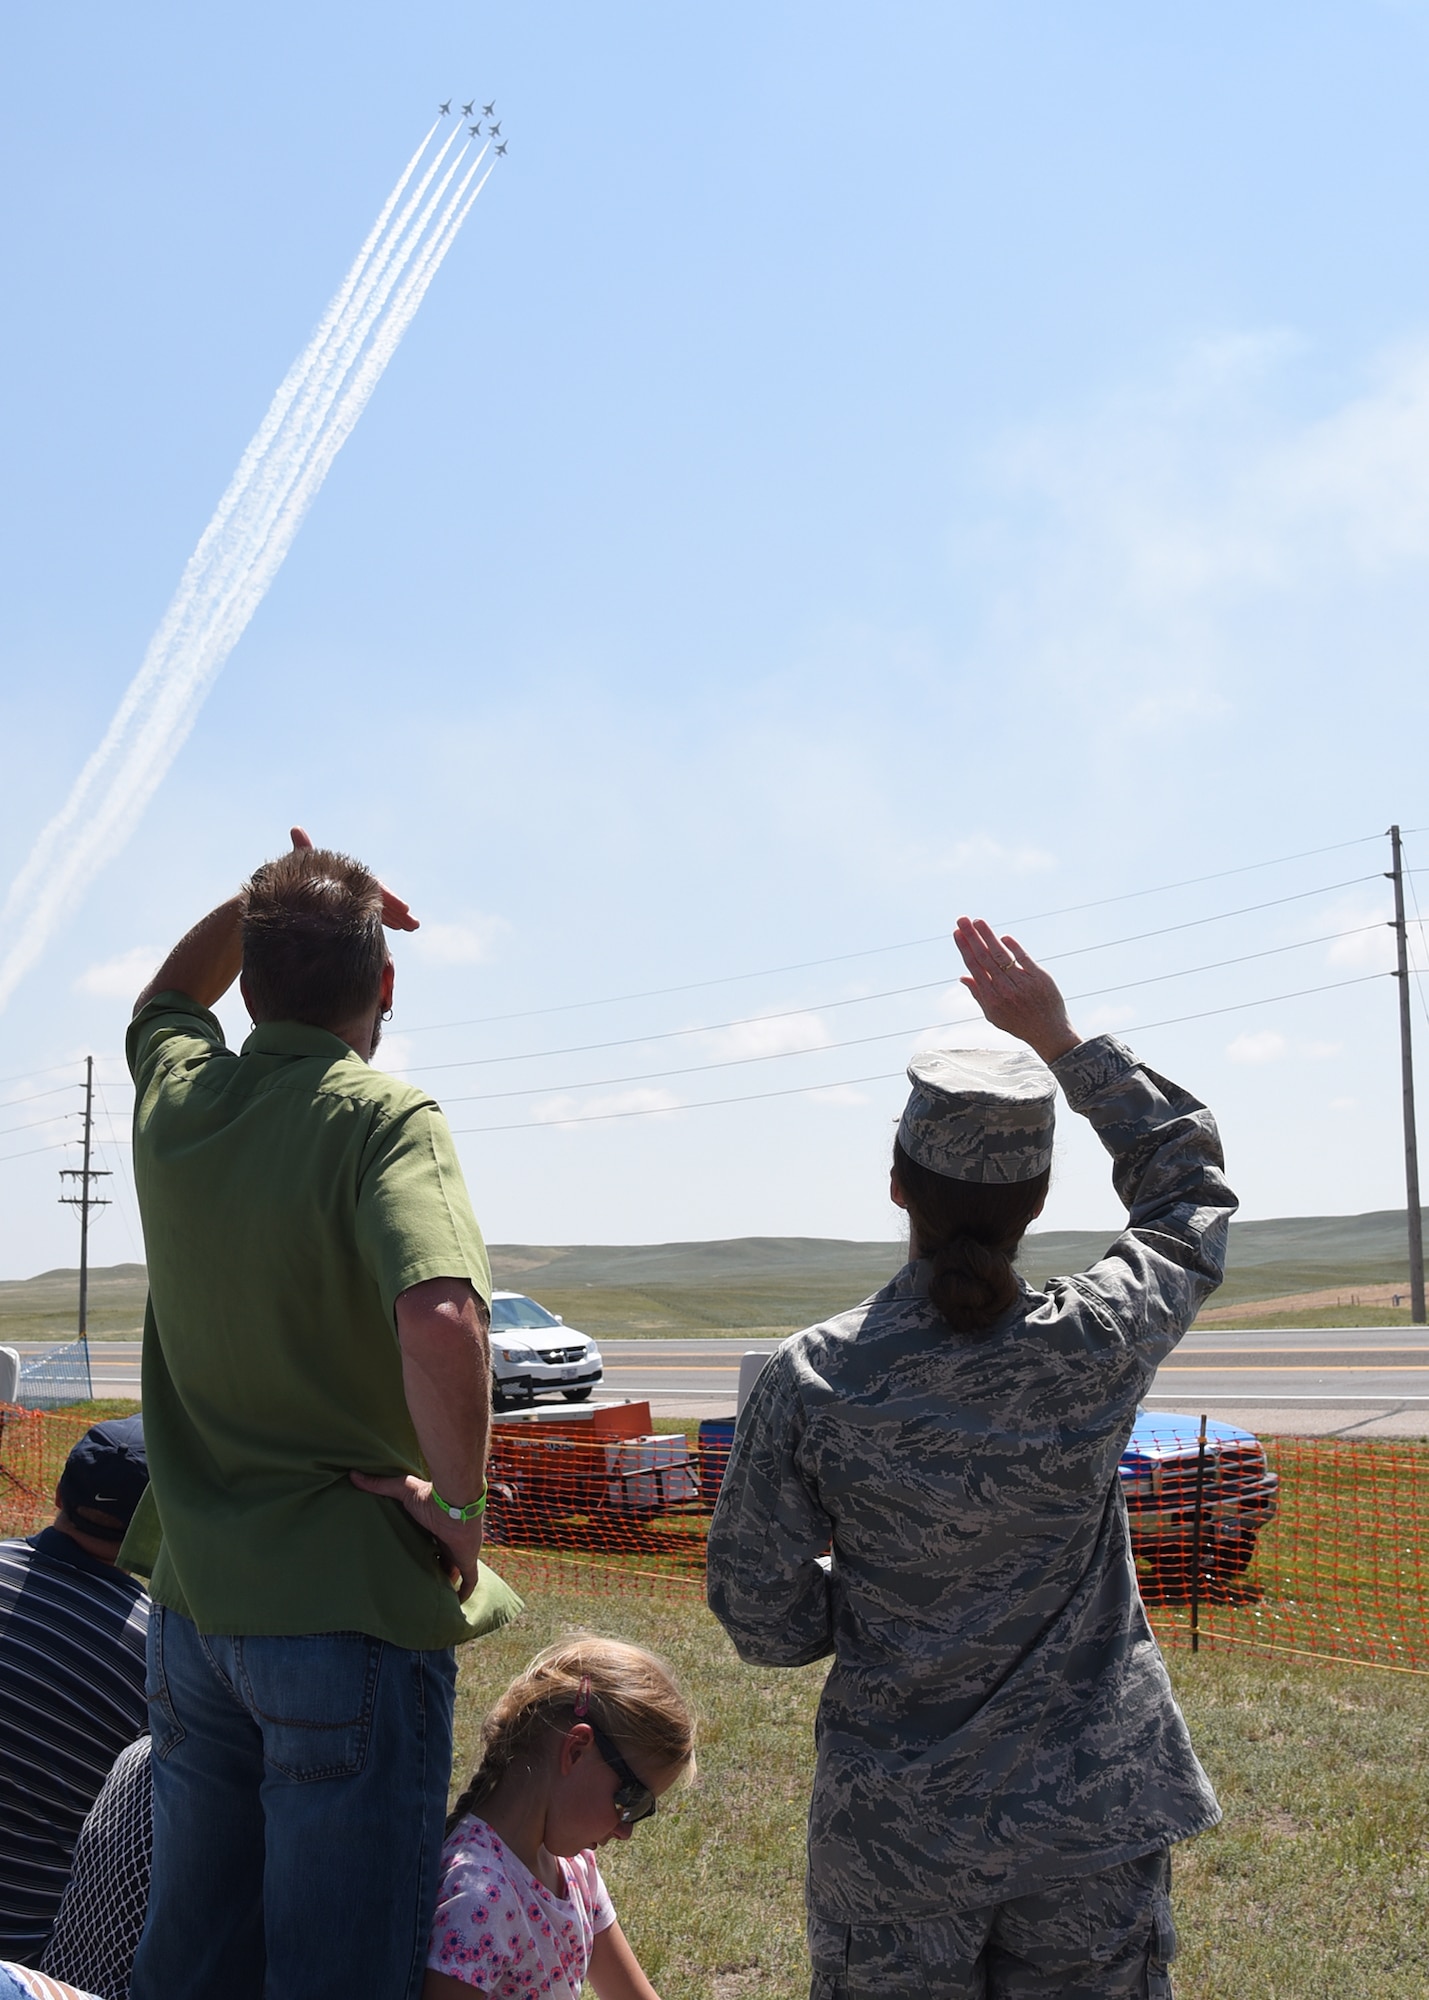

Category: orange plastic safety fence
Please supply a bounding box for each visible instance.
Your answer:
[1138,1432,1429,1675]
[0,1403,96,1535]
[487,1421,1429,1674]
[483,1423,711,1588]
[7,1405,1426,1676]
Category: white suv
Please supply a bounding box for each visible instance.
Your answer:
[489,1291,604,1410]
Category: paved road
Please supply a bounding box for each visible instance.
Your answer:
[600,1329,1429,1435]
[14,1328,1429,1436]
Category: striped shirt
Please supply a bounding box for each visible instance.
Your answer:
[0,1531,149,1964]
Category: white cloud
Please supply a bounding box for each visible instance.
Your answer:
[807,1085,870,1107]
[1326,907,1428,973]
[1222,1032,1339,1065]
[911,1015,1017,1057]
[532,1087,680,1127]
[370,1033,415,1078]
[973,333,1429,733]
[941,835,1057,875]
[1330,1096,1359,1111]
[934,987,998,1030]
[1227,1030,1288,1064]
[1327,919,1396,970]
[409,915,509,967]
[1084,1003,1137,1032]
[698,1010,833,1064]
[73,947,160,999]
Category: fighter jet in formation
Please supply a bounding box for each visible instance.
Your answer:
[488,120,502,137]
[494,142,508,155]
[462,100,476,117]
[468,123,482,136]
[438,100,452,115]
[483,101,496,117]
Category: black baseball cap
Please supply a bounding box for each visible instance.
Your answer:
[57,1416,149,1541]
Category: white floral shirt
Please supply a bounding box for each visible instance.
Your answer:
[427,1815,617,1998]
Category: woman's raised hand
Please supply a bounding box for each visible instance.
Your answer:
[953,917,1081,1065]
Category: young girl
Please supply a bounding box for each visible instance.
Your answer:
[423,1636,696,2000]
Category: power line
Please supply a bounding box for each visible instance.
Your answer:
[435,924,1388,1106]
[0,834,1405,1152]
[18,926,1384,1142]
[0,1059,84,1089]
[94,1076,142,1261]
[446,972,1388,1136]
[401,873,1384,1076]
[397,832,1387,1037]
[1024,875,1383,963]
[0,1136,80,1166]
[13,933,1386,1143]
[0,1079,82,1114]
[0,1109,79,1144]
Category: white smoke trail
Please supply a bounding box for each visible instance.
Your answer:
[29,120,446,824]
[93,144,487,868]
[121,134,479,798]
[248,153,496,590]
[0,128,497,1011]
[0,127,455,978]
[230,124,471,557]
[115,124,473,754]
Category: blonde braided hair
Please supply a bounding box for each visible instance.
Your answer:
[447,1634,696,1835]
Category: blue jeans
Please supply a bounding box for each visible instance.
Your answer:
[129,1607,457,2000]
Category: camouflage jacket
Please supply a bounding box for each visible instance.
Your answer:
[705,1035,1234,1921]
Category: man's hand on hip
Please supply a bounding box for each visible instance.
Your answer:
[348,1470,485,1600]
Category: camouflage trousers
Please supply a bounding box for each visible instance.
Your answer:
[807,1849,1175,2000]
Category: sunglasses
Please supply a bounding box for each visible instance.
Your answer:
[587,1721,657,1825]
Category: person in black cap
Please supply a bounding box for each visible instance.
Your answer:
[0,1418,150,1965]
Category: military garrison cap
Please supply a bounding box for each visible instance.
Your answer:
[897,1048,1056,1184]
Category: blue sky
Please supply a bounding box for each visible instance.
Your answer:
[3,2,1429,1281]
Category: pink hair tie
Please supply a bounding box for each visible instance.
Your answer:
[574,1674,591,1719]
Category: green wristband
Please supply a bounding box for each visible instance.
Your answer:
[431,1484,488,1523]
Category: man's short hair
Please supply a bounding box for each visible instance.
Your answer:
[242,846,387,1030]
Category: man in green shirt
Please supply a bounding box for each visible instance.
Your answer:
[123,830,518,2000]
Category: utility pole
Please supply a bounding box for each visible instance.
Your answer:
[1387,827,1426,1325]
[58,1055,110,1342]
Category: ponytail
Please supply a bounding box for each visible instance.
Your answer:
[447,1634,695,1835]
[892,1139,1049,1339]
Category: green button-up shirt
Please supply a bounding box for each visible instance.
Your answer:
[121,993,517,1649]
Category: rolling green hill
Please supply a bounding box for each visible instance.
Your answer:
[1019,1208,1424,1309]
[4,1208,1424,1341]
[0,1263,150,1342]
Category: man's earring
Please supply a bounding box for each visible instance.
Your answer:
[381,1007,394,1022]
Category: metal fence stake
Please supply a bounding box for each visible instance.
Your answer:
[1189,1414,1209,1653]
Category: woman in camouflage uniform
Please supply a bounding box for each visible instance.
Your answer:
[707,916,1235,1999]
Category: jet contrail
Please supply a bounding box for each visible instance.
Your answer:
[122,136,482,802]
[141,143,491,789]
[0,124,498,1012]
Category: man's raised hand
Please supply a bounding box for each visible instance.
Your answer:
[288,824,419,932]
[953,917,1081,1066]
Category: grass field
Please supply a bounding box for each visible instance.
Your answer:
[460,1570,1429,2000]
